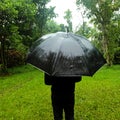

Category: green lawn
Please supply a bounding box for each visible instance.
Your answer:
[0,65,120,120]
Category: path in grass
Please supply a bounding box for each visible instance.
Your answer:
[0,65,120,120]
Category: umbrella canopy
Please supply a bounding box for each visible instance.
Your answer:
[26,32,106,76]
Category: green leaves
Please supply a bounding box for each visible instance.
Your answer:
[76,0,120,65]
[64,9,73,32]
[0,0,57,73]
[0,0,37,73]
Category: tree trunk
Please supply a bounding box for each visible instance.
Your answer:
[102,26,112,66]
[0,37,8,74]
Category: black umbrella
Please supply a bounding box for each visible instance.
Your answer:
[26,32,106,76]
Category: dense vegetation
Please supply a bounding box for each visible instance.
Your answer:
[0,0,120,74]
[0,0,65,74]
[76,0,120,65]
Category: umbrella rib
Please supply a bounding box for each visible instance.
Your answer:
[27,32,105,76]
[51,39,64,76]
[70,33,92,76]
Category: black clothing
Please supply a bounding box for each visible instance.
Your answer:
[51,81,75,120]
[45,74,81,85]
[44,74,81,120]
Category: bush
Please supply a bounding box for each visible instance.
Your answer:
[7,49,25,68]
[113,47,120,64]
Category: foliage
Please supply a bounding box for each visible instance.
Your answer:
[33,0,56,37]
[44,20,66,34]
[76,0,120,65]
[0,0,56,74]
[15,0,36,48]
[44,20,61,33]
[59,24,66,32]
[0,0,18,73]
[7,49,25,68]
[76,22,94,38]
[0,0,36,74]
[64,9,73,32]
[0,49,24,68]
[0,65,120,119]
[113,47,120,64]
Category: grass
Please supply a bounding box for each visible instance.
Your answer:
[0,65,120,120]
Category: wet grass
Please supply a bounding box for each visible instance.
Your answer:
[75,65,120,120]
[0,65,120,120]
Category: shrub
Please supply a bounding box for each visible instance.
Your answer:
[113,47,120,64]
[7,49,25,68]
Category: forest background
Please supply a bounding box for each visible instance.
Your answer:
[0,0,120,74]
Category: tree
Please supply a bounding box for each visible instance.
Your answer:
[44,20,67,34]
[15,0,36,48]
[33,0,56,37]
[0,0,18,73]
[76,0,120,65]
[76,22,94,38]
[44,20,61,33]
[0,0,57,74]
[0,0,36,74]
[59,24,66,32]
[64,9,73,32]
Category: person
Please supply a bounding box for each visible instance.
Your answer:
[44,73,82,120]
